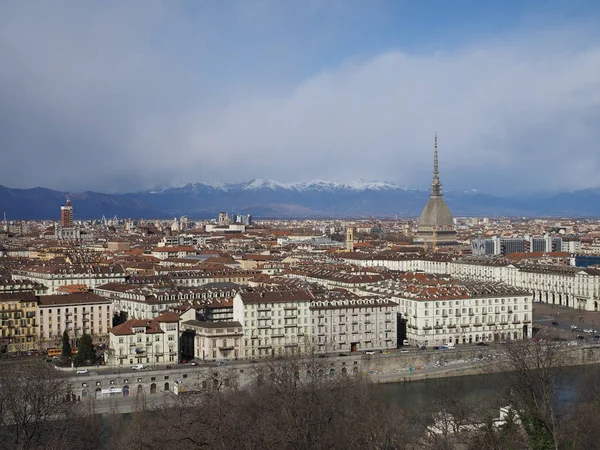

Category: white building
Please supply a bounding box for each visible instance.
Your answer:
[13,265,127,295]
[37,293,113,349]
[105,312,180,367]
[341,253,600,312]
[233,290,314,358]
[363,273,532,347]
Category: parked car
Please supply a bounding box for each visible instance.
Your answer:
[338,353,349,357]
[551,321,559,326]
[476,342,489,346]
[166,365,172,369]
[576,335,586,340]
[132,364,145,370]
[364,351,375,355]
[400,349,409,353]
[217,361,227,366]
[76,369,88,374]
[419,346,427,350]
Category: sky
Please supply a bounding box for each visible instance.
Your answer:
[1,0,600,195]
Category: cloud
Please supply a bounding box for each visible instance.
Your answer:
[0,2,599,195]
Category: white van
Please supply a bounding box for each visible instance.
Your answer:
[132,364,145,370]
[445,342,455,349]
[402,339,410,346]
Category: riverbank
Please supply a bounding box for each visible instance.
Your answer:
[369,343,600,384]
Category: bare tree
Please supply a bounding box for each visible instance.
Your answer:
[118,352,417,450]
[495,339,565,450]
[0,360,108,449]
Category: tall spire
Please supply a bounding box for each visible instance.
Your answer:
[430,133,442,197]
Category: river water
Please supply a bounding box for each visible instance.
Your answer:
[374,364,595,412]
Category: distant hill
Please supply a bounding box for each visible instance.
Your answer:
[1,179,599,220]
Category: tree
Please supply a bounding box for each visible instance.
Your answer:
[61,330,71,360]
[74,334,95,367]
[118,353,418,450]
[496,338,564,450]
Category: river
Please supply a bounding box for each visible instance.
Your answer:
[374,363,596,412]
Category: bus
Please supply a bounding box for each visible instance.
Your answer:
[47,347,78,357]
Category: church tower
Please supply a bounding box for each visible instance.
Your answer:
[416,134,457,249]
[346,226,354,252]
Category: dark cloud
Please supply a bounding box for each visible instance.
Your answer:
[1,2,599,194]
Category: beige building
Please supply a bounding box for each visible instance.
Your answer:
[37,293,113,349]
[105,312,180,367]
[233,290,314,358]
[179,316,243,361]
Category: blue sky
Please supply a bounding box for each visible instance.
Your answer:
[1,1,600,194]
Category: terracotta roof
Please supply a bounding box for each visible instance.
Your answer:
[110,318,164,336]
[155,312,180,322]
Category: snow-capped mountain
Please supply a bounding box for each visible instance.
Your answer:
[151,178,412,194]
[3,180,600,219]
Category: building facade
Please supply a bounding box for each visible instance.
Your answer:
[37,293,113,349]
[233,290,314,358]
[309,296,398,352]
[179,318,243,361]
[105,312,180,367]
[0,291,38,353]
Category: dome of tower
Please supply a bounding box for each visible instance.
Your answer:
[419,196,454,227]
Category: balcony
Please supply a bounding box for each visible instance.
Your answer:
[499,322,509,326]
[423,326,432,331]
[434,325,443,330]
[455,313,462,317]
[473,323,483,327]
[219,346,234,351]
[460,324,470,328]
[447,324,456,329]
[442,314,448,318]
[512,320,521,324]
[469,312,475,316]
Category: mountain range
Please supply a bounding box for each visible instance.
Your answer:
[1,179,600,220]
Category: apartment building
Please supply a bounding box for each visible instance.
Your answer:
[105,312,180,367]
[363,273,532,347]
[37,293,113,349]
[13,265,127,294]
[310,295,398,352]
[342,252,600,312]
[233,290,314,358]
[284,268,387,294]
[0,291,38,353]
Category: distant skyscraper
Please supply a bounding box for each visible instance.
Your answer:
[415,134,457,249]
[60,197,73,227]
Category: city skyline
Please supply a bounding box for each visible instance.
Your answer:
[1,1,600,194]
